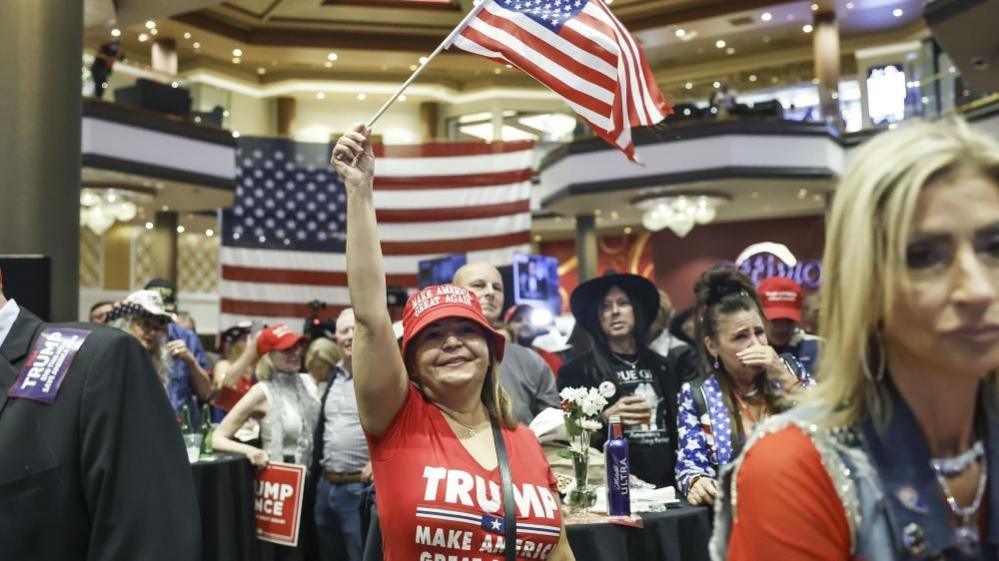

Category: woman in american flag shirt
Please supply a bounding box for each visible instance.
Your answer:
[675,266,810,506]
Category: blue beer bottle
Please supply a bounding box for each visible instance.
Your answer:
[604,415,631,516]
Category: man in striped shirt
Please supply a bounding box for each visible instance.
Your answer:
[312,308,371,561]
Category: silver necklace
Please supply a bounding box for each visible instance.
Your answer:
[929,454,987,551]
[611,353,638,369]
[931,440,985,477]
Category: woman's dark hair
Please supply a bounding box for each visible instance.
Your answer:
[693,265,777,445]
[668,305,696,346]
[587,283,654,378]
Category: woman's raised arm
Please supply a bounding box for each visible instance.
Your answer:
[331,125,408,436]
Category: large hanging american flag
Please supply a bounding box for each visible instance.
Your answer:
[448,0,671,162]
[219,137,534,328]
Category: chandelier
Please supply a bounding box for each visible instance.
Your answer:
[635,193,730,237]
[80,188,147,235]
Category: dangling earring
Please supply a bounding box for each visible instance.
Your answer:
[713,356,720,371]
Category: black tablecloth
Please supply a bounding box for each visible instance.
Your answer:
[565,504,713,561]
[192,454,320,561]
[194,456,711,561]
[191,453,261,561]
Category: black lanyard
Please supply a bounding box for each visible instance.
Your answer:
[491,417,517,561]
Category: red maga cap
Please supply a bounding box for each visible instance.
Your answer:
[256,325,307,355]
[401,284,506,362]
[757,276,803,323]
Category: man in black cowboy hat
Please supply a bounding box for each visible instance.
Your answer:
[558,272,698,488]
[0,269,201,560]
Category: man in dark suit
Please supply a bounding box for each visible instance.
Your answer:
[0,269,201,560]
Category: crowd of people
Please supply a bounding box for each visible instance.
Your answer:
[2,117,996,560]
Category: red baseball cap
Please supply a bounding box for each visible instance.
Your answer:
[401,284,506,362]
[256,325,307,355]
[503,304,533,326]
[757,276,803,323]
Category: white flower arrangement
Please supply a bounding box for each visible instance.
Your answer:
[559,386,607,508]
[558,386,607,457]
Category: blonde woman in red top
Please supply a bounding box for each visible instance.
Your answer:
[332,126,575,561]
[712,120,999,560]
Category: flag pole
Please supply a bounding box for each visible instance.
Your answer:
[363,0,492,130]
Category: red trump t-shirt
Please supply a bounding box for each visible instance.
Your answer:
[366,384,564,561]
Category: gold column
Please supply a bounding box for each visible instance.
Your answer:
[813,9,843,128]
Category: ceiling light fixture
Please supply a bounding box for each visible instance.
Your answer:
[892,8,903,17]
[150,29,158,35]
[802,24,814,33]
[636,193,730,237]
[674,28,686,37]
[80,188,149,236]
[232,57,241,64]
[192,42,201,49]
[760,12,772,21]
[327,52,339,62]
[715,39,726,48]
[110,28,121,37]
[846,2,854,8]
[324,61,334,68]
[810,3,819,11]
[316,92,325,99]
[713,81,721,88]
[232,48,243,57]
[184,32,192,39]
[206,229,215,237]
[145,20,156,29]
[138,33,149,43]
[749,74,758,82]
[726,47,735,55]
[399,95,407,102]
[257,67,266,75]
[357,93,367,100]
[685,82,693,89]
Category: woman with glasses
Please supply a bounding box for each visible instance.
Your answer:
[106,290,212,424]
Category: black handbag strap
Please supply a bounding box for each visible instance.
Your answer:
[491,418,517,561]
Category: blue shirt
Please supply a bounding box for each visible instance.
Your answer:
[319,364,369,473]
[166,323,208,427]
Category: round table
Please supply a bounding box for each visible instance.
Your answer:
[193,457,712,561]
[191,453,261,561]
[566,504,713,561]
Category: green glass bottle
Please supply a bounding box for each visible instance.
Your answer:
[179,405,192,435]
[200,404,215,459]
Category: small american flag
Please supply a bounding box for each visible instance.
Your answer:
[448,0,671,161]
[219,137,534,328]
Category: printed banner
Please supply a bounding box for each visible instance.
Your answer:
[254,462,306,546]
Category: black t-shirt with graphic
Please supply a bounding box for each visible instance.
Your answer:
[558,349,685,488]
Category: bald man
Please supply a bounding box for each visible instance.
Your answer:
[453,262,560,425]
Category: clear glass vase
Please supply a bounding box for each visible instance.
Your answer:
[566,430,596,513]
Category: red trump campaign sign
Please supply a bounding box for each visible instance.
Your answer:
[254,462,306,546]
